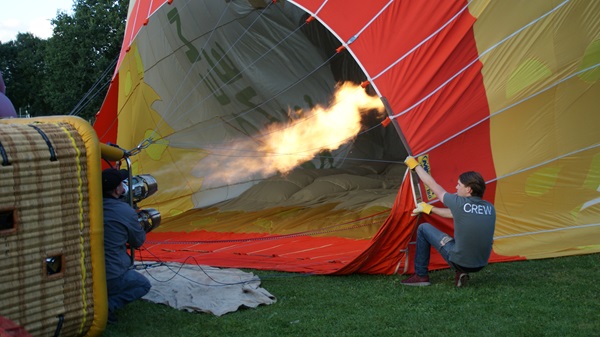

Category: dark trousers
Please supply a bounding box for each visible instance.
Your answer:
[107,269,151,312]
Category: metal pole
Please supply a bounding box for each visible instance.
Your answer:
[379,96,413,156]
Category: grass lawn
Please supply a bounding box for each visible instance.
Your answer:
[103,253,599,336]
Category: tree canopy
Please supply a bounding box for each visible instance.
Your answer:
[0,0,127,121]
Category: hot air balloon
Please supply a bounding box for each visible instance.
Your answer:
[95,0,600,275]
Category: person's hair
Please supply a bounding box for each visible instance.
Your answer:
[459,171,486,197]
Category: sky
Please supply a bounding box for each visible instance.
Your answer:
[0,0,74,42]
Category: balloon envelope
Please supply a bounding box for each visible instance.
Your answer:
[95,0,600,274]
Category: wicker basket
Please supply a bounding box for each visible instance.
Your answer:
[0,117,106,337]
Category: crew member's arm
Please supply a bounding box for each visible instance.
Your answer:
[124,206,146,248]
[411,201,453,218]
[414,166,447,202]
[430,206,453,218]
[405,156,452,218]
[405,156,448,202]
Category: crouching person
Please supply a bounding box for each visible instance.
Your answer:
[401,157,496,287]
[102,168,151,323]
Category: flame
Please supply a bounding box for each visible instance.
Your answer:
[197,82,385,186]
[259,82,385,173]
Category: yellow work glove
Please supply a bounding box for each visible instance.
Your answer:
[411,202,433,216]
[404,156,419,170]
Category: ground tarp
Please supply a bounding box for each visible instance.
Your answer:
[137,263,276,316]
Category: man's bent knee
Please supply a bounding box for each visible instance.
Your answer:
[417,222,434,234]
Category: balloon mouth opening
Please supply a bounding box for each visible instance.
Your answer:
[102,1,412,213]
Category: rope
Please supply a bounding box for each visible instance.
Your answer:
[136,254,262,286]
[417,62,600,157]
[421,142,600,208]
[104,0,574,159]
[133,249,312,287]
[371,0,473,82]
[389,0,571,120]
[137,0,387,152]
[494,222,600,240]
[140,0,576,163]
[148,0,239,135]
[150,51,338,146]
[69,56,118,117]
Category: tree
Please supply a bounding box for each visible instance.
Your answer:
[0,40,18,105]
[2,34,51,116]
[43,0,127,121]
[0,0,127,120]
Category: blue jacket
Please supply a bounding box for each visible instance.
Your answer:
[103,197,146,280]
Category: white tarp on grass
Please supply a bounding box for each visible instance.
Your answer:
[137,263,276,316]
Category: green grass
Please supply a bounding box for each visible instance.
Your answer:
[103,254,599,336]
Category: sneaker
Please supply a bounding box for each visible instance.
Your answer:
[455,272,470,287]
[401,274,431,286]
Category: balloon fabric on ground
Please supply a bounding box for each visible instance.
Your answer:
[94,0,600,275]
